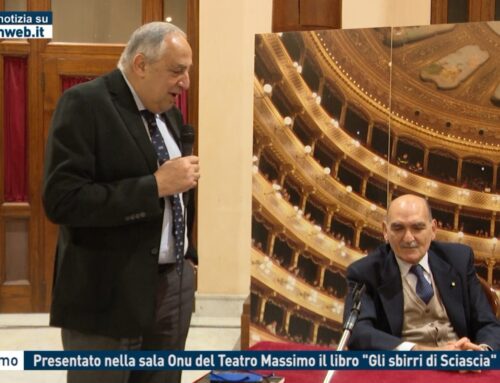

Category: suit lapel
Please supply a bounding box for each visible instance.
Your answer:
[429,250,467,336]
[105,70,158,173]
[378,251,405,336]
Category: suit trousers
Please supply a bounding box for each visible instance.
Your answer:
[62,259,195,383]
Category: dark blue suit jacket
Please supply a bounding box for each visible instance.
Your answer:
[344,241,500,350]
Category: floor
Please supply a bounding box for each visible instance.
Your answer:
[0,313,241,383]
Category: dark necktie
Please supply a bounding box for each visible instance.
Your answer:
[409,264,434,304]
[142,110,184,275]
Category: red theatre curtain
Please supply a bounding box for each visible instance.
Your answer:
[3,56,28,202]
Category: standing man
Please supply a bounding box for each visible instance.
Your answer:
[43,22,199,383]
[344,194,500,350]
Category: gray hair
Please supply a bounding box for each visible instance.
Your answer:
[117,22,186,71]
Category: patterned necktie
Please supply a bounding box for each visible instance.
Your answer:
[142,110,184,275]
[409,264,434,304]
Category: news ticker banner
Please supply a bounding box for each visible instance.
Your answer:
[0,350,498,371]
[0,11,52,39]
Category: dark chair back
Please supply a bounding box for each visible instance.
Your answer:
[478,275,500,319]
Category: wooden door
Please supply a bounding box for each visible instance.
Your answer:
[0,0,197,313]
[1,43,126,312]
[39,45,123,311]
[1,41,40,312]
[273,0,341,32]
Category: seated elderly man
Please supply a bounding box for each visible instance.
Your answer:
[344,194,500,350]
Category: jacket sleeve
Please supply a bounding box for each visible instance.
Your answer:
[345,264,404,350]
[465,248,500,349]
[43,86,162,228]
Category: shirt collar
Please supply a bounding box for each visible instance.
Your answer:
[120,69,145,112]
[395,252,431,276]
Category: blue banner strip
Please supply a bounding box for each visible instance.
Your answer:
[23,350,500,370]
[0,12,52,25]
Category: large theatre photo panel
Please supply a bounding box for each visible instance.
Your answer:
[250,21,500,348]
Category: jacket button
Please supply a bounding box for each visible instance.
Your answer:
[151,248,159,255]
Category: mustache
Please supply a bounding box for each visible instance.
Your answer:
[400,242,418,248]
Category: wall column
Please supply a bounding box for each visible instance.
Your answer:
[196,0,272,318]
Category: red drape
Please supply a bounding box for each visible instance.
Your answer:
[2,72,185,203]
[3,56,28,202]
[176,89,188,122]
[61,75,95,91]
[62,77,188,122]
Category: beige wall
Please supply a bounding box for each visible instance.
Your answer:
[197,0,273,295]
[343,0,430,29]
[196,0,431,298]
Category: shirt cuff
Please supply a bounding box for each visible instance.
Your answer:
[479,344,492,351]
[396,341,416,351]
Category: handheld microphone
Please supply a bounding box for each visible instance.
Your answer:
[180,124,195,156]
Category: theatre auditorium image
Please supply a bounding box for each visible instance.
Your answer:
[250,21,500,349]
